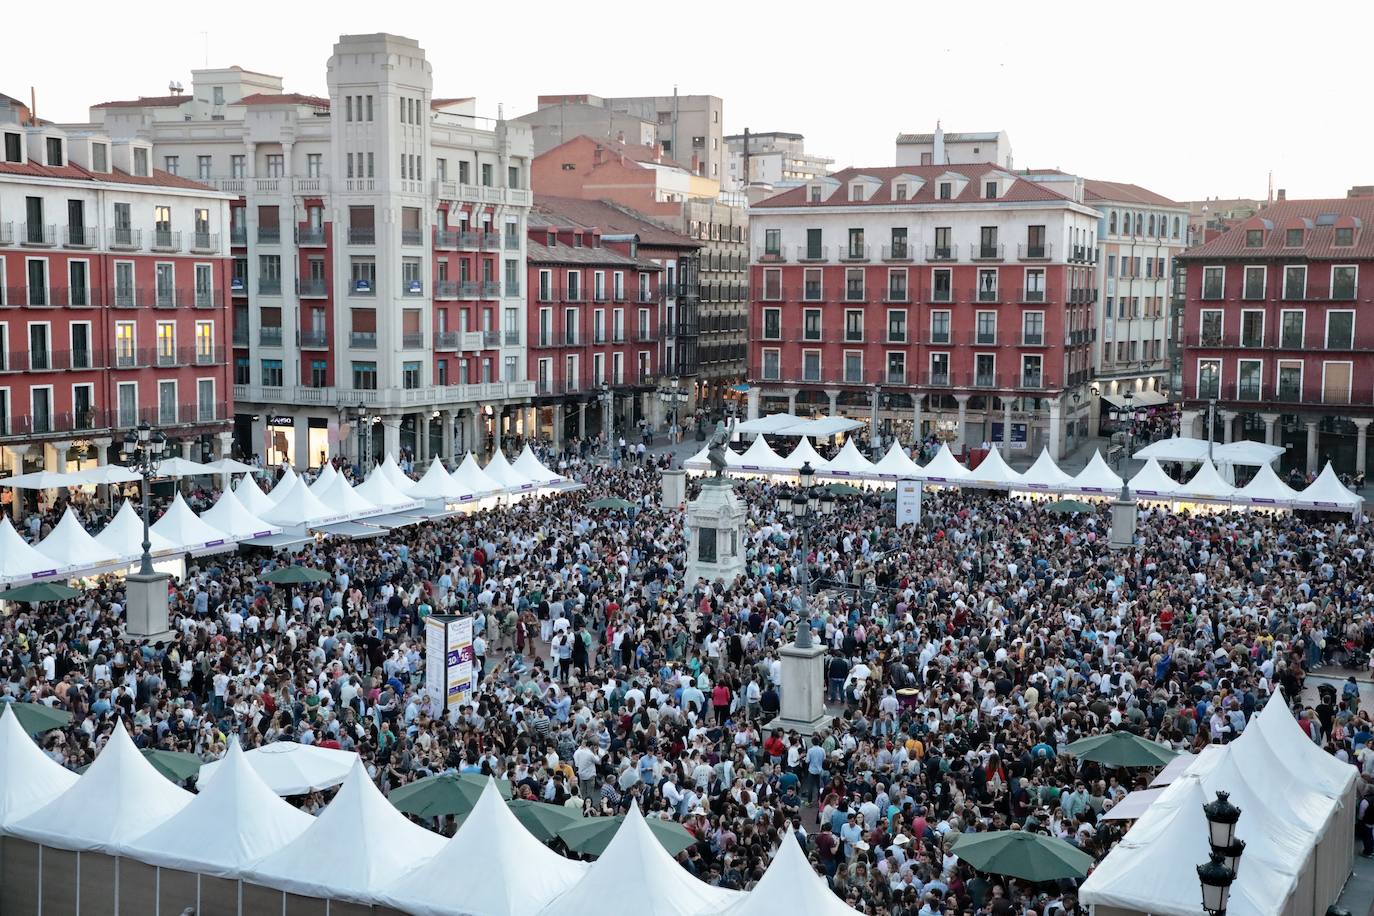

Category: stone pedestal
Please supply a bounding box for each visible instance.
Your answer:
[126,571,172,641]
[661,469,686,510]
[684,477,747,586]
[767,641,831,736]
[1109,496,1137,550]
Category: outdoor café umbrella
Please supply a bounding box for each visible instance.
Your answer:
[508,798,585,842]
[262,565,331,585]
[588,497,636,511]
[78,748,203,783]
[0,582,81,604]
[389,772,512,818]
[952,830,1094,882]
[1,701,73,735]
[823,483,866,497]
[557,813,697,856]
[1045,498,1096,515]
[1066,730,1179,768]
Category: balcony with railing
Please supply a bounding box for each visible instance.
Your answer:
[880,242,912,262]
[839,244,871,263]
[1017,242,1052,261]
[927,287,955,304]
[348,227,375,245]
[20,224,56,247]
[1017,287,1048,304]
[298,278,328,298]
[482,281,501,298]
[756,245,786,263]
[927,243,960,262]
[504,330,521,346]
[973,243,1004,262]
[255,227,279,245]
[296,226,326,246]
[258,278,282,296]
[299,330,329,348]
[435,280,459,299]
[505,281,521,297]
[403,281,425,297]
[0,222,12,245]
[435,331,460,350]
[797,245,829,263]
[232,327,249,347]
[64,226,96,249]
[483,330,500,348]
[505,233,520,251]
[969,330,999,346]
[972,371,1001,389]
[110,227,142,250]
[401,228,424,246]
[461,331,484,351]
[1020,373,1045,389]
[229,226,247,247]
[459,281,480,299]
[976,286,1001,304]
[1021,331,1046,347]
[350,331,377,349]
[402,332,424,349]
[459,231,481,250]
[190,231,218,253]
[434,228,459,249]
[481,232,501,251]
[1064,328,1095,346]
[259,327,283,347]
[844,284,867,303]
[884,286,910,303]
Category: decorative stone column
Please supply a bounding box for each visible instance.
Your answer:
[440,410,455,463]
[746,387,761,421]
[1260,413,1280,446]
[1220,410,1237,444]
[955,395,970,453]
[1002,399,1013,459]
[1048,399,1063,459]
[1179,410,1200,439]
[1306,420,1320,474]
[1356,418,1371,478]
[51,441,72,473]
[551,404,563,450]
[382,413,401,460]
[825,389,838,416]
[912,394,924,445]
[684,476,747,587]
[785,388,798,415]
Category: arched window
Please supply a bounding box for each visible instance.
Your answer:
[1148,214,1155,236]
[1135,212,1144,235]
[1173,216,1181,238]
[1109,211,1117,234]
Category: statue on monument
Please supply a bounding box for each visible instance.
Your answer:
[706,420,733,478]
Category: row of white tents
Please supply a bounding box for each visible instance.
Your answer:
[0,710,857,916]
[1080,691,1357,916]
[0,446,573,588]
[685,436,1363,513]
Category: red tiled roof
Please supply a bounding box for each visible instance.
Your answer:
[532,196,698,249]
[239,92,329,108]
[0,157,217,191]
[1082,179,1181,208]
[431,97,474,108]
[546,135,693,173]
[526,239,661,269]
[1180,198,1374,260]
[752,163,1070,208]
[92,95,190,110]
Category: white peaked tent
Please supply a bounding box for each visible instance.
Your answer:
[151,493,232,552]
[245,760,445,905]
[122,739,315,877]
[733,413,802,435]
[381,779,587,916]
[93,501,176,560]
[725,831,861,916]
[201,457,255,475]
[485,449,537,493]
[1295,463,1363,510]
[1239,462,1301,506]
[408,458,466,500]
[260,476,339,528]
[377,454,415,495]
[872,441,921,479]
[825,439,877,478]
[312,472,380,520]
[151,456,210,478]
[199,489,282,541]
[307,460,338,496]
[356,468,422,512]
[1126,458,1183,500]
[735,435,790,475]
[1070,450,1123,493]
[0,705,78,830]
[452,452,503,497]
[783,437,831,472]
[514,444,569,487]
[685,443,746,470]
[9,719,191,854]
[540,804,744,916]
[36,507,118,568]
[197,741,356,796]
[266,466,298,505]
[965,447,1023,488]
[233,475,276,517]
[0,517,65,583]
[1018,447,1074,490]
[914,444,968,482]
[1177,457,1237,501]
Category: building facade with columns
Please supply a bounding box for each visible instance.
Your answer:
[83,33,534,470]
[1177,196,1374,476]
[0,93,235,503]
[746,163,1101,460]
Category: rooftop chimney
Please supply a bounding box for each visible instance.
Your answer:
[1277,188,1286,201]
[593,144,604,165]
[933,120,946,166]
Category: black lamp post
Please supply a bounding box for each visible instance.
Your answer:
[121,421,166,577]
[789,460,834,649]
[1199,791,1244,916]
[598,382,614,462]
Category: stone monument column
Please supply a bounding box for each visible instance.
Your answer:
[767,621,831,736]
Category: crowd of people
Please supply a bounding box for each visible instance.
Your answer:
[1,439,1372,916]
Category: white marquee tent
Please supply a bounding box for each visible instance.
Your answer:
[260,477,341,529]
[871,441,921,480]
[313,473,381,520]
[151,493,234,553]
[1126,458,1184,500]
[1018,447,1075,490]
[266,467,299,505]
[485,450,537,493]
[307,461,338,496]
[1177,457,1238,501]
[452,452,504,498]
[725,830,861,916]
[966,448,1023,488]
[1239,463,1302,506]
[1070,450,1123,494]
[233,475,276,517]
[783,438,831,472]
[198,490,282,542]
[914,444,968,482]
[408,459,467,501]
[92,501,176,561]
[35,507,118,569]
[376,454,415,495]
[825,439,876,478]
[0,517,67,584]
[513,445,570,488]
[356,467,423,512]
[197,742,357,796]
[0,705,78,830]
[734,436,790,475]
[1294,464,1364,511]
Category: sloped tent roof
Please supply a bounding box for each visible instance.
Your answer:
[313,472,381,520]
[782,437,831,472]
[485,450,537,492]
[871,441,921,479]
[965,447,1023,488]
[0,704,79,830]
[408,459,466,500]
[787,416,864,437]
[540,804,744,916]
[307,460,338,496]
[1177,457,1238,500]
[122,738,315,877]
[233,475,277,516]
[913,443,968,482]
[246,759,445,905]
[35,507,118,568]
[685,443,747,470]
[377,454,415,495]
[1244,690,1357,799]
[1127,458,1183,499]
[452,452,504,497]
[824,439,877,478]
[1148,751,1197,787]
[267,466,299,505]
[356,467,423,511]
[152,456,211,478]
[735,435,790,474]
[260,476,340,527]
[1188,742,1335,851]
[93,500,176,559]
[198,489,282,541]
[1239,462,1301,505]
[733,413,802,435]
[1294,463,1363,510]
[9,718,191,854]
[1017,447,1074,490]
[1069,450,1123,493]
[1132,436,1213,463]
[150,493,233,552]
[0,517,66,583]
[725,829,862,916]
[1133,437,1286,467]
[513,444,569,487]
[379,779,587,916]
[197,741,357,796]
[1102,786,1166,821]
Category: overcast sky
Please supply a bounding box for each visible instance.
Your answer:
[9,0,1368,202]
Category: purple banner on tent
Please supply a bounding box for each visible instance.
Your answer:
[1080,487,1105,493]
[252,529,274,538]
[742,464,759,470]
[205,539,225,548]
[31,569,58,580]
[1249,497,1276,505]
[1024,483,1049,490]
[831,471,851,477]
[926,476,949,483]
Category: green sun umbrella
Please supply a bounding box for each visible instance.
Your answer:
[1066,730,1179,768]
[389,773,513,818]
[262,565,332,585]
[823,483,866,497]
[77,748,202,783]
[1045,498,1096,515]
[557,814,697,857]
[588,497,636,511]
[1,702,73,735]
[0,581,82,604]
[952,830,1095,882]
[508,798,586,842]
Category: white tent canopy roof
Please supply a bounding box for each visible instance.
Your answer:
[151,493,234,552]
[1239,462,1301,505]
[734,413,863,437]
[872,441,921,479]
[513,445,568,487]
[733,413,802,434]
[93,501,176,560]
[1102,786,1166,821]
[9,718,191,854]
[356,468,423,511]
[1127,458,1183,499]
[824,439,876,478]
[233,475,276,517]
[123,738,315,877]
[736,435,789,473]
[783,437,831,472]
[313,473,380,519]
[485,449,537,492]
[201,457,256,475]
[1243,690,1357,799]
[0,517,67,583]
[199,489,282,541]
[246,759,444,905]
[152,456,211,478]
[726,830,861,916]
[267,467,299,505]
[36,507,118,568]
[1070,450,1123,493]
[1134,436,1285,467]
[1177,457,1237,500]
[0,704,78,830]
[197,741,357,796]
[261,476,342,527]
[541,804,744,916]
[307,460,338,496]
[407,458,465,500]
[452,452,504,497]
[381,779,587,916]
[1018,447,1074,489]
[377,454,415,495]
[914,444,968,482]
[1295,463,1363,510]
[966,447,1023,487]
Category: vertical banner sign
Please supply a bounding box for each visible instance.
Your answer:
[896,478,922,527]
[425,615,448,706]
[426,614,477,710]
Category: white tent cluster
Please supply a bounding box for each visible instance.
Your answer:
[685,436,1362,514]
[1080,692,1356,916]
[0,715,861,916]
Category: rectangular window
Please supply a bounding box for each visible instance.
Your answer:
[977,268,997,302]
[845,268,864,301]
[762,308,781,340]
[933,226,951,258]
[91,143,107,172]
[1242,265,1266,300]
[1323,361,1352,404]
[197,379,215,421]
[843,351,863,383]
[28,324,50,371]
[1335,227,1354,247]
[1280,310,1304,349]
[1277,361,1303,401]
[26,259,47,306]
[886,351,906,384]
[805,228,822,260]
[978,226,998,258]
[844,310,864,342]
[164,155,179,176]
[230,154,245,178]
[1202,266,1224,300]
[931,268,952,303]
[974,353,996,387]
[975,311,997,345]
[764,229,780,256]
[117,382,138,427]
[1023,269,1045,303]
[887,310,907,343]
[889,227,908,259]
[197,155,212,180]
[1237,359,1263,400]
[1022,312,1044,346]
[803,268,822,301]
[1197,359,1221,398]
[42,135,62,166]
[1200,310,1223,346]
[930,310,951,344]
[803,309,822,341]
[1327,311,1355,350]
[133,147,149,176]
[887,269,907,301]
[1332,266,1358,300]
[70,322,91,369]
[1241,310,1264,348]
[847,228,865,259]
[403,361,421,389]
[1283,265,1306,300]
[1021,354,1043,388]
[1025,225,1046,258]
[352,361,377,390]
[1286,228,1304,247]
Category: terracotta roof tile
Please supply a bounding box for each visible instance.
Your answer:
[1179,198,1374,260]
[1082,179,1181,208]
[91,95,190,110]
[752,163,1069,208]
[431,97,474,108]
[0,157,217,192]
[532,196,699,249]
[239,93,329,108]
[526,239,661,269]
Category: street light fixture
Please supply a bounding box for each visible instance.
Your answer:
[1198,791,1244,916]
[1197,853,1236,916]
[791,459,825,649]
[598,382,614,462]
[121,421,167,577]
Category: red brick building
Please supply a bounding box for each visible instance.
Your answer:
[1178,197,1374,475]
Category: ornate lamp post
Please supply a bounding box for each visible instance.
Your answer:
[788,461,834,648]
[598,382,614,462]
[658,375,689,434]
[1198,791,1244,916]
[121,421,166,576]
[121,421,171,639]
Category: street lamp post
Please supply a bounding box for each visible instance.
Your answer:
[1198,791,1245,916]
[658,375,688,439]
[121,421,171,639]
[121,421,166,576]
[599,382,614,463]
[788,460,835,649]
[1207,396,1218,463]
